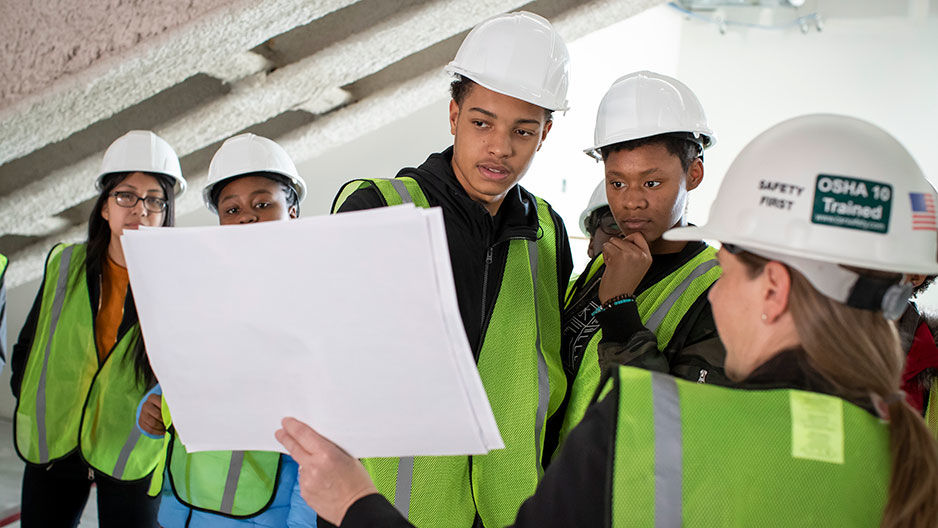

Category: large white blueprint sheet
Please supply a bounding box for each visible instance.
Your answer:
[121,205,503,457]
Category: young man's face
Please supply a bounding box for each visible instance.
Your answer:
[604,143,703,254]
[215,175,298,225]
[449,83,552,216]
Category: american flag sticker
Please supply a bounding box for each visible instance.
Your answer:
[910,192,938,231]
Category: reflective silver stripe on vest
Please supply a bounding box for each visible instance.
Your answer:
[220,450,246,514]
[388,180,415,519]
[36,245,75,463]
[389,179,414,204]
[644,259,719,334]
[112,424,142,479]
[392,241,551,513]
[528,240,549,475]
[394,456,414,517]
[651,372,682,528]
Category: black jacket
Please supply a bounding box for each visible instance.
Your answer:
[593,240,729,385]
[336,146,573,359]
[543,241,730,463]
[337,350,876,528]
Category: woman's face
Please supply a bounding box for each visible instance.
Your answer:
[709,247,767,380]
[215,175,297,225]
[100,171,167,235]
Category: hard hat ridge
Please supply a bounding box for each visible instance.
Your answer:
[445,11,570,112]
[586,71,714,161]
[98,130,186,195]
[203,133,307,213]
[579,180,609,236]
[665,113,938,316]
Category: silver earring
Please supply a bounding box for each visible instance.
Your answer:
[761,313,768,321]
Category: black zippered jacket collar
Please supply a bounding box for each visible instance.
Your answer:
[406,146,543,244]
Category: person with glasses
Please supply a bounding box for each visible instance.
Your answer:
[10,130,186,527]
[579,181,621,261]
[548,72,731,456]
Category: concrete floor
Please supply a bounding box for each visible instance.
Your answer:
[0,419,98,527]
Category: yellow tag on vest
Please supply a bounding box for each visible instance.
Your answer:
[789,391,844,464]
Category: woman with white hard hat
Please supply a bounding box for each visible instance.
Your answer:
[275,114,938,528]
[11,130,186,526]
[201,133,307,222]
[135,133,316,527]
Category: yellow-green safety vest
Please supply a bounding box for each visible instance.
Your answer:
[14,243,162,480]
[333,177,565,528]
[165,430,281,517]
[609,366,889,526]
[144,362,282,516]
[926,386,938,439]
[556,247,721,451]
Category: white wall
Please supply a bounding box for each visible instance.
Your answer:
[672,8,938,309]
[524,5,684,268]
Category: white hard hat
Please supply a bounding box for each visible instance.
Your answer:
[97,130,186,195]
[579,180,609,236]
[585,71,715,161]
[445,11,570,112]
[665,114,938,318]
[203,134,307,213]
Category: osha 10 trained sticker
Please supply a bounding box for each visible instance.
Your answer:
[811,174,892,234]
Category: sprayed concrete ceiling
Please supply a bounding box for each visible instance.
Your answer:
[0,0,663,288]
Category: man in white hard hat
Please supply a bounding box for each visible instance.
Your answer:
[324,11,572,528]
[552,72,731,451]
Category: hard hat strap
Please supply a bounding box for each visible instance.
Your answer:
[846,275,913,320]
[741,246,911,320]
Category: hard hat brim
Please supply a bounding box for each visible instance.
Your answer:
[96,170,187,196]
[664,224,938,275]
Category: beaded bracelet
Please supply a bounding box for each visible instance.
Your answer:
[591,294,636,317]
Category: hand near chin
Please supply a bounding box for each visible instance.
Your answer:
[598,233,652,303]
[275,417,378,525]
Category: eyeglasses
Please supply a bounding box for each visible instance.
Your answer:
[587,210,622,237]
[110,191,167,213]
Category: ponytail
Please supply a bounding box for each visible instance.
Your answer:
[883,400,938,528]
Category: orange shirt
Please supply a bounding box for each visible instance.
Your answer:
[94,256,129,363]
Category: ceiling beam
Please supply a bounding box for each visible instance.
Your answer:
[0,0,531,239]
[5,0,665,288]
[0,0,359,167]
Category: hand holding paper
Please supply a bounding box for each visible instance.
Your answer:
[275,417,376,525]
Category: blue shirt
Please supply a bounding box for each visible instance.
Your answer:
[158,455,316,527]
